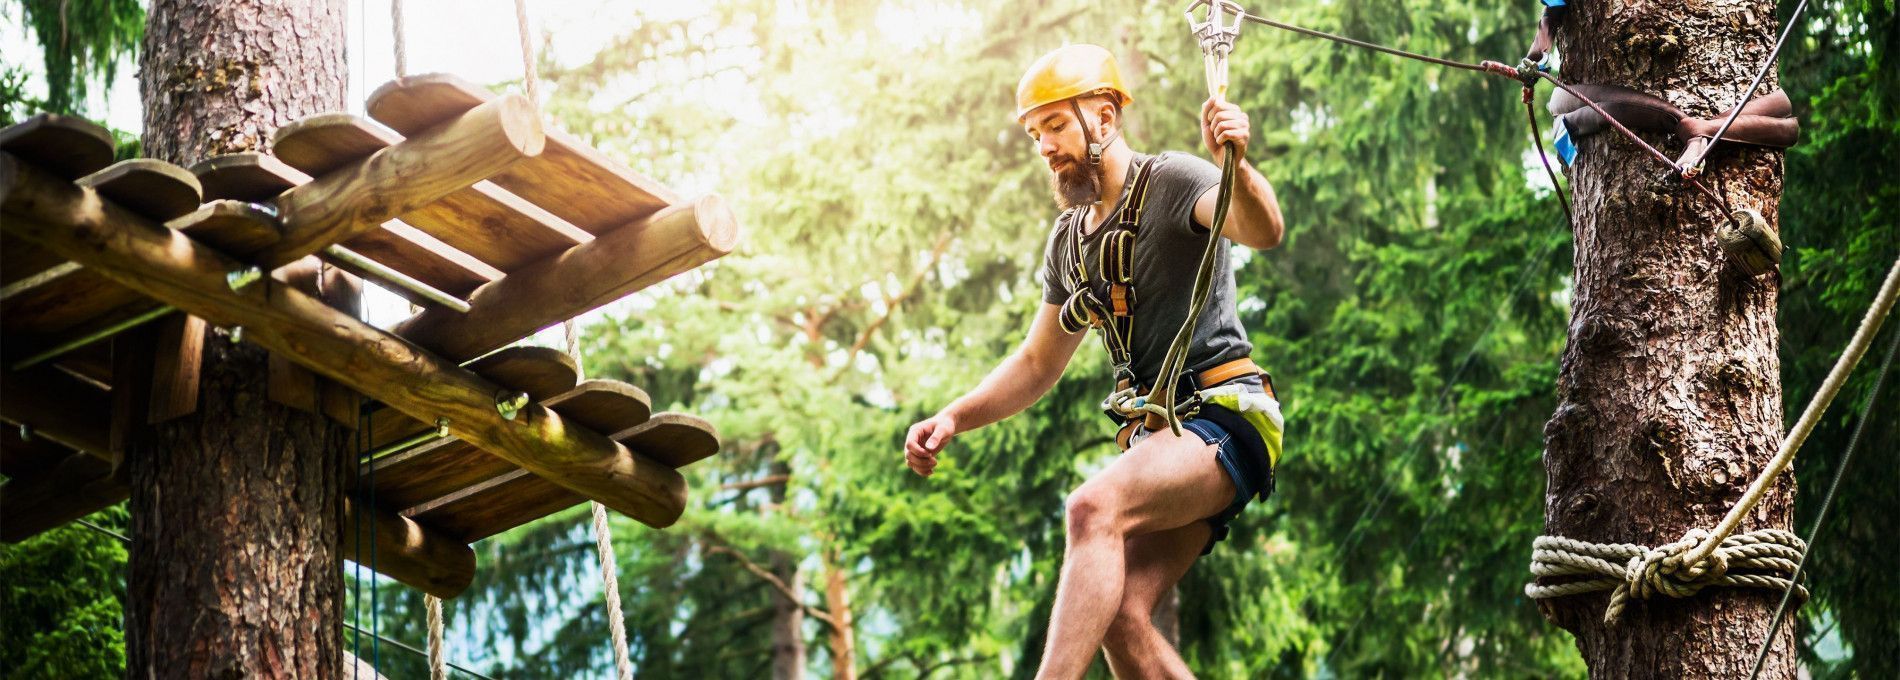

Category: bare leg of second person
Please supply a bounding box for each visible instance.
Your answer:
[1034,430,1235,680]
[1102,522,1210,679]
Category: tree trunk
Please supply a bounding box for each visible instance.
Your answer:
[1541,1,1793,678]
[126,1,348,677]
[767,460,806,680]
[821,545,858,680]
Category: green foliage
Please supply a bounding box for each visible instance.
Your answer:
[2,0,1890,677]
[1775,0,1900,675]
[0,506,128,678]
[9,0,143,115]
[364,1,1893,677]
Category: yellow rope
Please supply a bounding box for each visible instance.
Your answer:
[1683,252,1900,566]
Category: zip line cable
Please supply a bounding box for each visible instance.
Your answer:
[1686,0,1813,175]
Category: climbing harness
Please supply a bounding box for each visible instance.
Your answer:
[1525,254,1900,623]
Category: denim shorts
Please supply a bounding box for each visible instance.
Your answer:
[1180,404,1277,554]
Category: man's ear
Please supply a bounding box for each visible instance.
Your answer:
[1094,100,1119,136]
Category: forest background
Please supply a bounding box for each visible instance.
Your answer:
[2,0,1894,677]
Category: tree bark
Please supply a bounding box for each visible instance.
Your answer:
[1542,1,1793,678]
[821,544,858,680]
[767,460,806,680]
[126,1,348,677]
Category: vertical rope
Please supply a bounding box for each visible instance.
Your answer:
[513,0,540,107]
[426,595,446,680]
[390,0,407,78]
[592,502,634,680]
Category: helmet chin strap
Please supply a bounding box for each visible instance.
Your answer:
[1070,98,1122,165]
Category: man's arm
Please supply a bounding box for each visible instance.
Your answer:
[904,302,1086,476]
[1196,98,1285,250]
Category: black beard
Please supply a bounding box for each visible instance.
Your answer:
[1050,159,1104,211]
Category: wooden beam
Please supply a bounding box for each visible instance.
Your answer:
[367,74,679,235]
[2,154,687,526]
[392,194,737,362]
[0,452,124,543]
[0,114,114,181]
[408,469,583,542]
[260,94,545,270]
[272,112,587,272]
[77,159,203,220]
[0,365,113,461]
[341,498,476,598]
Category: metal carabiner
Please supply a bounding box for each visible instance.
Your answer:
[1185,0,1245,101]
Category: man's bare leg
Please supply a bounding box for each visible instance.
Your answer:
[1034,430,1235,680]
[1103,522,1210,679]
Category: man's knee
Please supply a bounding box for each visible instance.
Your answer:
[1064,485,1121,541]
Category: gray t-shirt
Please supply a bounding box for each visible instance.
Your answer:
[1040,151,1255,390]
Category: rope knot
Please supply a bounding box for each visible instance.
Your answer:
[1527,528,1807,626]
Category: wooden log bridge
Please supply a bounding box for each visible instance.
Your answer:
[0,77,740,598]
[4,154,706,524]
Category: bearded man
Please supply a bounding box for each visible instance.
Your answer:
[903,44,1287,678]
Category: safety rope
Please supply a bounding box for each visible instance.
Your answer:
[1747,321,1899,680]
[1527,529,1808,624]
[516,2,632,667]
[426,595,446,680]
[391,0,407,78]
[1526,254,1900,622]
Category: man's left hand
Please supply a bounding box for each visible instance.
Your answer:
[1201,97,1250,166]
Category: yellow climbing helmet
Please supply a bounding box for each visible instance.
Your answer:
[1014,44,1133,122]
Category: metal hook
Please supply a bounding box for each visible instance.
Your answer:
[1186,0,1245,100]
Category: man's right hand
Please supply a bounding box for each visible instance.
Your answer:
[904,413,958,477]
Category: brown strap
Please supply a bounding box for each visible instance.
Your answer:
[1548,84,1799,169]
[1196,356,1263,389]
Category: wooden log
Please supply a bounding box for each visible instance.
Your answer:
[271,113,398,177]
[2,155,687,526]
[147,314,206,423]
[0,267,147,337]
[190,153,308,202]
[328,219,497,301]
[261,94,544,270]
[408,469,583,542]
[168,200,285,256]
[0,365,113,461]
[268,258,329,414]
[546,379,651,434]
[272,112,586,271]
[366,74,679,235]
[0,452,126,542]
[356,346,581,509]
[393,195,737,362]
[615,413,721,468]
[362,439,514,513]
[185,153,498,300]
[111,324,157,454]
[77,159,204,221]
[341,498,476,598]
[396,415,721,541]
[0,113,114,180]
[465,346,580,401]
